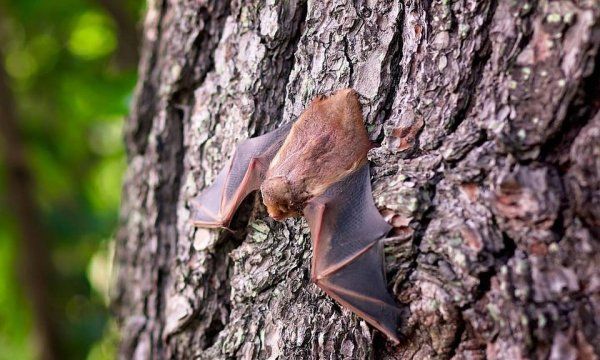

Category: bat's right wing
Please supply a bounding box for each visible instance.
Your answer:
[303,163,400,342]
[191,123,292,228]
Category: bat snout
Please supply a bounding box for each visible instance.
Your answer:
[271,213,286,221]
[263,201,298,221]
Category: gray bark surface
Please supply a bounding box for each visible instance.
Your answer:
[115,0,600,359]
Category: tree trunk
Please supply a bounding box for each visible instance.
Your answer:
[114,0,600,359]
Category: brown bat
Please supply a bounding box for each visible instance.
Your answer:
[191,89,400,342]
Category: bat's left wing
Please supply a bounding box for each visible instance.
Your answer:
[191,123,292,228]
[303,163,400,342]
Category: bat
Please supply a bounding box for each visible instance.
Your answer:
[191,89,401,342]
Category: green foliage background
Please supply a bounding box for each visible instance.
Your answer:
[0,0,144,358]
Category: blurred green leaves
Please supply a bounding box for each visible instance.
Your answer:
[0,0,143,358]
[68,11,117,60]
[0,225,34,360]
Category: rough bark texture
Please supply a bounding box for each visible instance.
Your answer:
[115,0,600,359]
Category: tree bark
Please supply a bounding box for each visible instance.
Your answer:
[115,0,600,359]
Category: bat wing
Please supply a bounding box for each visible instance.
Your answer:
[304,164,400,342]
[191,123,292,228]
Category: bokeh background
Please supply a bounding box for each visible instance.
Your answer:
[0,0,144,359]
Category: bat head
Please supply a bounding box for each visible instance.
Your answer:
[260,176,307,220]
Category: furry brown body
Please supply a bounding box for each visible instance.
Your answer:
[261,89,371,219]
